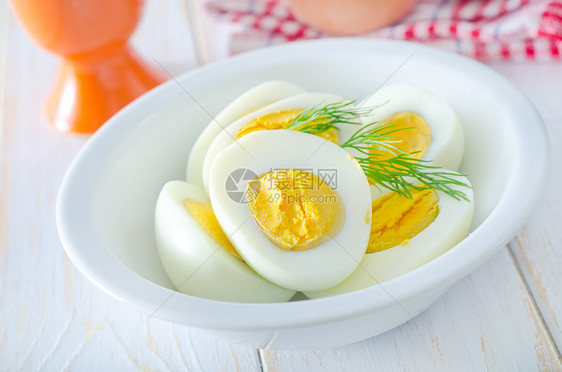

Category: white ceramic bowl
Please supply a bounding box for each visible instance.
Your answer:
[57,39,549,350]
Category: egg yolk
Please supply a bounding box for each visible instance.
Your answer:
[372,111,432,160]
[184,199,243,260]
[246,169,345,251]
[367,188,439,253]
[235,109,340,144]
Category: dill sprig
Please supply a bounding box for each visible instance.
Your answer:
[286,102,471,201]
[284,101,367,134]
[343,122,470,201]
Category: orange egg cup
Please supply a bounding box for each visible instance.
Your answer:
[9,0,166,134]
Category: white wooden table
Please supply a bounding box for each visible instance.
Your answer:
[1,1,561,370]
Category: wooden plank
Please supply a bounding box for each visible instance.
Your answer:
[0,0,11,265]
[182,0,230,63]
[260,249,561,371]
[495,61,562,354]
[0,6,87,369]
[132,0,199,74]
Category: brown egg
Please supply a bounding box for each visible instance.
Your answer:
[288,0,418,36]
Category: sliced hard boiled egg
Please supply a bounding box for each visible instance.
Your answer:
[186,80,305,188]
[202,92,359,193]
[155,181,296,302]
[208,130,372,292]
[304,173,474,298]
[360,84,464,171]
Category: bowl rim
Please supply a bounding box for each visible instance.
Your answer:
[57,38,549,331]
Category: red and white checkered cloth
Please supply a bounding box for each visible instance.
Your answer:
[206,0,562,61]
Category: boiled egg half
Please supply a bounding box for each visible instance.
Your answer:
[155,181,297,302]
[202,92,360,193]
[186,80,305,188]
[360,84,464,171]
[305,172,474,298]
[208,130,372,292]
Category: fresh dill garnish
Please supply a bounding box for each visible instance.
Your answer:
[286,101,471,201]
[342,122,470,201]
[284,101,367,134]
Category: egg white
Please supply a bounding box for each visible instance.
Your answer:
[360,84,465,171]
[305,173,474,299]
[154,180,297,302]
[186,80,305,188]
[208,130,372,292]
[202,92,360,193]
